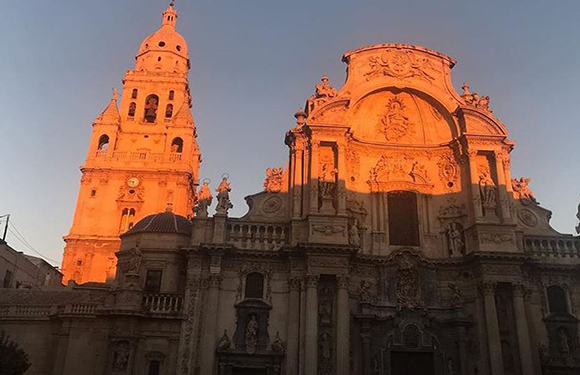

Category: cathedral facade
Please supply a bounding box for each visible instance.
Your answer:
[1,4,580,375]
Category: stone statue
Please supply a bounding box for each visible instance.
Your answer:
[447,358,455,375]
[319,332,333,360]
[462,82,492,112]
[576,195,580,234]
[478,170,497,209]
[307,75,338,112]
[347,196,368,226]
[264,166,284,193]
[245,315,259,354]
[216,330,231,351]
[445,222,465,256]
[511,177,538,204]
[127,247,142,274]
[194,180,212,218]
[349,219,361,247]
[215,176,233,215]
[112,341,130,371]
[448,282,464,307]
[558,328,570,356]
[271,331,285,354]
[379,97,411,141]
[319,298,333,325]
[318,163,337,199]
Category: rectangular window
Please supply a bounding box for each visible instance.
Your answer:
[148,360,161,375]
[144,270,163,293]
[388,191,420,246]
[3,270,13,288]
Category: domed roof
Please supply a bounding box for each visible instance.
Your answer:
[123,210,192,237]
[137,4,188,59]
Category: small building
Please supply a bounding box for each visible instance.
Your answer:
[0,240,63,289]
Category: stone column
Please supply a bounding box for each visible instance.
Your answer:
[336,275,350,375]
[199,274,222,374]
[336,143,347,216]
[480,282,504,375]
[494,151,511,221]
[467,150,484,220]
[305,274,319,375]
[309,141,320,214]
[293,144,304,219]
[286,277,302,375]
[512,283,535,375]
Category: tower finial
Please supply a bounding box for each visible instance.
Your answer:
[162,1,177,27]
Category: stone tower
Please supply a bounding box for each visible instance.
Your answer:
[61,3,200,284]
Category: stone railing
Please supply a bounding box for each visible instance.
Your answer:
[0,305,54,318]
[142,293,183,314]
[169,152,182,161]
[63,303,99,315]
[524,236,580,258]
[94,150,184,163]
[226,220,290,250]
[95,150,108,158]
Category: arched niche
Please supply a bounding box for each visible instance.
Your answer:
[348,87,458,145]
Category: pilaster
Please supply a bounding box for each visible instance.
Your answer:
[304,274,319,375]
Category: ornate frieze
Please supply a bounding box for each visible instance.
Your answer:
[377,96,414,142]
[364,50,439,82]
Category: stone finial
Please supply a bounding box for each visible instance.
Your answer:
[294,108,306,127]
[576,195,580,234]
[307,75,338,113]
[461,83,491,112]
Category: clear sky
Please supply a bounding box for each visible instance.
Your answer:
[0,0,579,266]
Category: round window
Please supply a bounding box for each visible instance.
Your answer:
[176,45,182,51]
[158,41,166,47]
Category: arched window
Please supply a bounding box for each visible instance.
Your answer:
[98,135,109,150]
[168,90,175,100]
[387,191,420,246]
[119,208,136,233]
[171,137,183,153]
[165,104,173,118]
[245,272,264,299]
[144,94,159,123]
[131,89,138,99]
[128,102,136,117]
[547,285,569,314]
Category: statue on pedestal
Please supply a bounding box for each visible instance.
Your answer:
[215,175,233,215]
[194,179,213,218]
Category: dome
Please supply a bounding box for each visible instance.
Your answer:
[123,210,192,237]
[137,4,189,60]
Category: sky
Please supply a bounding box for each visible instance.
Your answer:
[0,0,579,266]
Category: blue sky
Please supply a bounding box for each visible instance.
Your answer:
[0,0,579,265]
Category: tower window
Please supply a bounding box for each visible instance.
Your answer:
[165,104,173,118]
[90,189,97,197]
[97,135,109,150]
[547,285,569,314]
[144,95,159,123]
[171,137,183,153]
[157,57,162,62]
[119,208,136,233]
[158,41,166,47]
[245,272,264,299]
[168,90,175,100]
[131,89,138,99]
[176,45,182,52]
[128,102,136,117]
[387,191,420,246]
[145,270,163,293]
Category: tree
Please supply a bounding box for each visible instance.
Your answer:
[0,330,31,375]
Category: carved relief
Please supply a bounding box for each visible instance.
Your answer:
[438,153,460,190]
[345,146,360,180]
[396,256,421,309]
[462,83,492,112]
[517,208,538,227]
[365,50,438,82]
[359,280,377,304]
[479,233,514,244]
[261,196,283,214]
[263,167,284,193]
[368,154,431,186]
[307,75,338,113]
[377,97,414,142]
[312,225,345,236]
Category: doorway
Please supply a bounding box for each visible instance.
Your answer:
[232,367,268,375]
[391,351,434,375]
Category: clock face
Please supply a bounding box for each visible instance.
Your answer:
[127,177,140,188]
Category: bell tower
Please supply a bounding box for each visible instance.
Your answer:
[61,3,200,284]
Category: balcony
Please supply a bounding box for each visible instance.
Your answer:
[226,221,290,250]
[142,293,183,314]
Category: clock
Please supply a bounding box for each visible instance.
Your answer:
[127,177,140,188]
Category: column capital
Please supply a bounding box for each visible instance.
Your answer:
[337,274,350,289]
[512,282,526,297]
[305,274,320,288]
[288,276,302,291]
[479,281,497,296]
[208,274,222,288]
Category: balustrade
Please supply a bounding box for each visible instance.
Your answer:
[524,236,580,258]
[142,293,183,313]
[226,221,289,250]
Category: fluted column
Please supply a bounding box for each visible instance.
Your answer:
[286,277,302,375]
[336,143,347,216]
[304,274,319,375]
[200,274,222,374]
[494,151,511,221]
[309,141,320,214]
[467,150,484,220]
[336,275,350,375]
[512,283,534,375]
[293,143,305,219]
[480,282,504,375]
